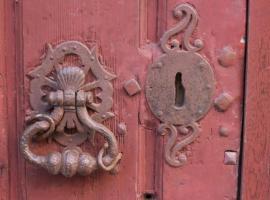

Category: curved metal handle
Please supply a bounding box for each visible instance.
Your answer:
[20,41,122,177]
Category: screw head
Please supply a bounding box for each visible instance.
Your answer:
[219,126,229,137]
[194,39,204,48]
[178,153,187,163]
[174,9,183,18]
[90,56,95,61]
[156,62,163,68]
[157,111,163,116]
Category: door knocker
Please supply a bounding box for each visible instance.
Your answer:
[146,4,215,167]
[20,41,122,177]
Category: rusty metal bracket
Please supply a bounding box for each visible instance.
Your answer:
[146,4,215,167]
[20,41,122,177]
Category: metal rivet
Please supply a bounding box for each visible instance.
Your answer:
[171,39,180,48]
[219,126,229,137]
[117,122,127,135]
[218,46,237,67]
[214,92,234,112]
[174,10,183,18]
[102,114,106,119]
[224,151,237,165]
[157,62,163,68]
[178,153,187,163]
[157,111,163,116]
[62,47,67,52]
[72,46,77,50]
[90,56,95,61]
[50,56,54,60]
[194,39,204,48]
[123,79,141,96]
[198,62,206,69]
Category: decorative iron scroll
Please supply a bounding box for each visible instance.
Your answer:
[20,41,122,177]
[146,4,215,167]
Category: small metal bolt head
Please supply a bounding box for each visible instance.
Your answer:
[156,62,163,68]
[178,153,187,163]
[117,122,127,135]
[90,56,95,61]
[174,9,183,18]
[214,92,234,112]
[157,111,163,116]
[62,47,67,52]
[101,114,106,119]
[72,46,77,50]
[170,39,180,48]
[224,151,237,165]
[194,39,204,48]
[219,126,229,137]
[198,62,206,69]
[218,46,237,67]
[123,78,141,96]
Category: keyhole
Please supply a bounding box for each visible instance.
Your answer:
[175,72,185,107]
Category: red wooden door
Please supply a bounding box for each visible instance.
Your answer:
[0,0,247,200]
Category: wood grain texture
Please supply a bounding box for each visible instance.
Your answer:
[241,0,270,199]
[0,1,9,200]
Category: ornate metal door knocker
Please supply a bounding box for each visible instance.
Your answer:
[146,4,215,167]
[20,41,122,177]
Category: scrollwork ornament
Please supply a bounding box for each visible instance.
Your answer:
[20,41,122,177]
[146,4,215,167]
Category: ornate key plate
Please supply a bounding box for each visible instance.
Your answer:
[20,41,122,177]
[146,4,215,167]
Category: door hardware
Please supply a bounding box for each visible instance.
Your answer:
[20,41,122,177]
[146,4,215,167]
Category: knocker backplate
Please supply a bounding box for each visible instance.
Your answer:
[28,41,116,146]
[21,41,122,177]
[146,51,215,125]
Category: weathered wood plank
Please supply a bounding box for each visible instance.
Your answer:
[241,0,270,199]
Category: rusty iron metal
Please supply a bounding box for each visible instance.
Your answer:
[20,41,122,177]
[145,4,215,167]
[157,122,199,167]
[123,78,141,96]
